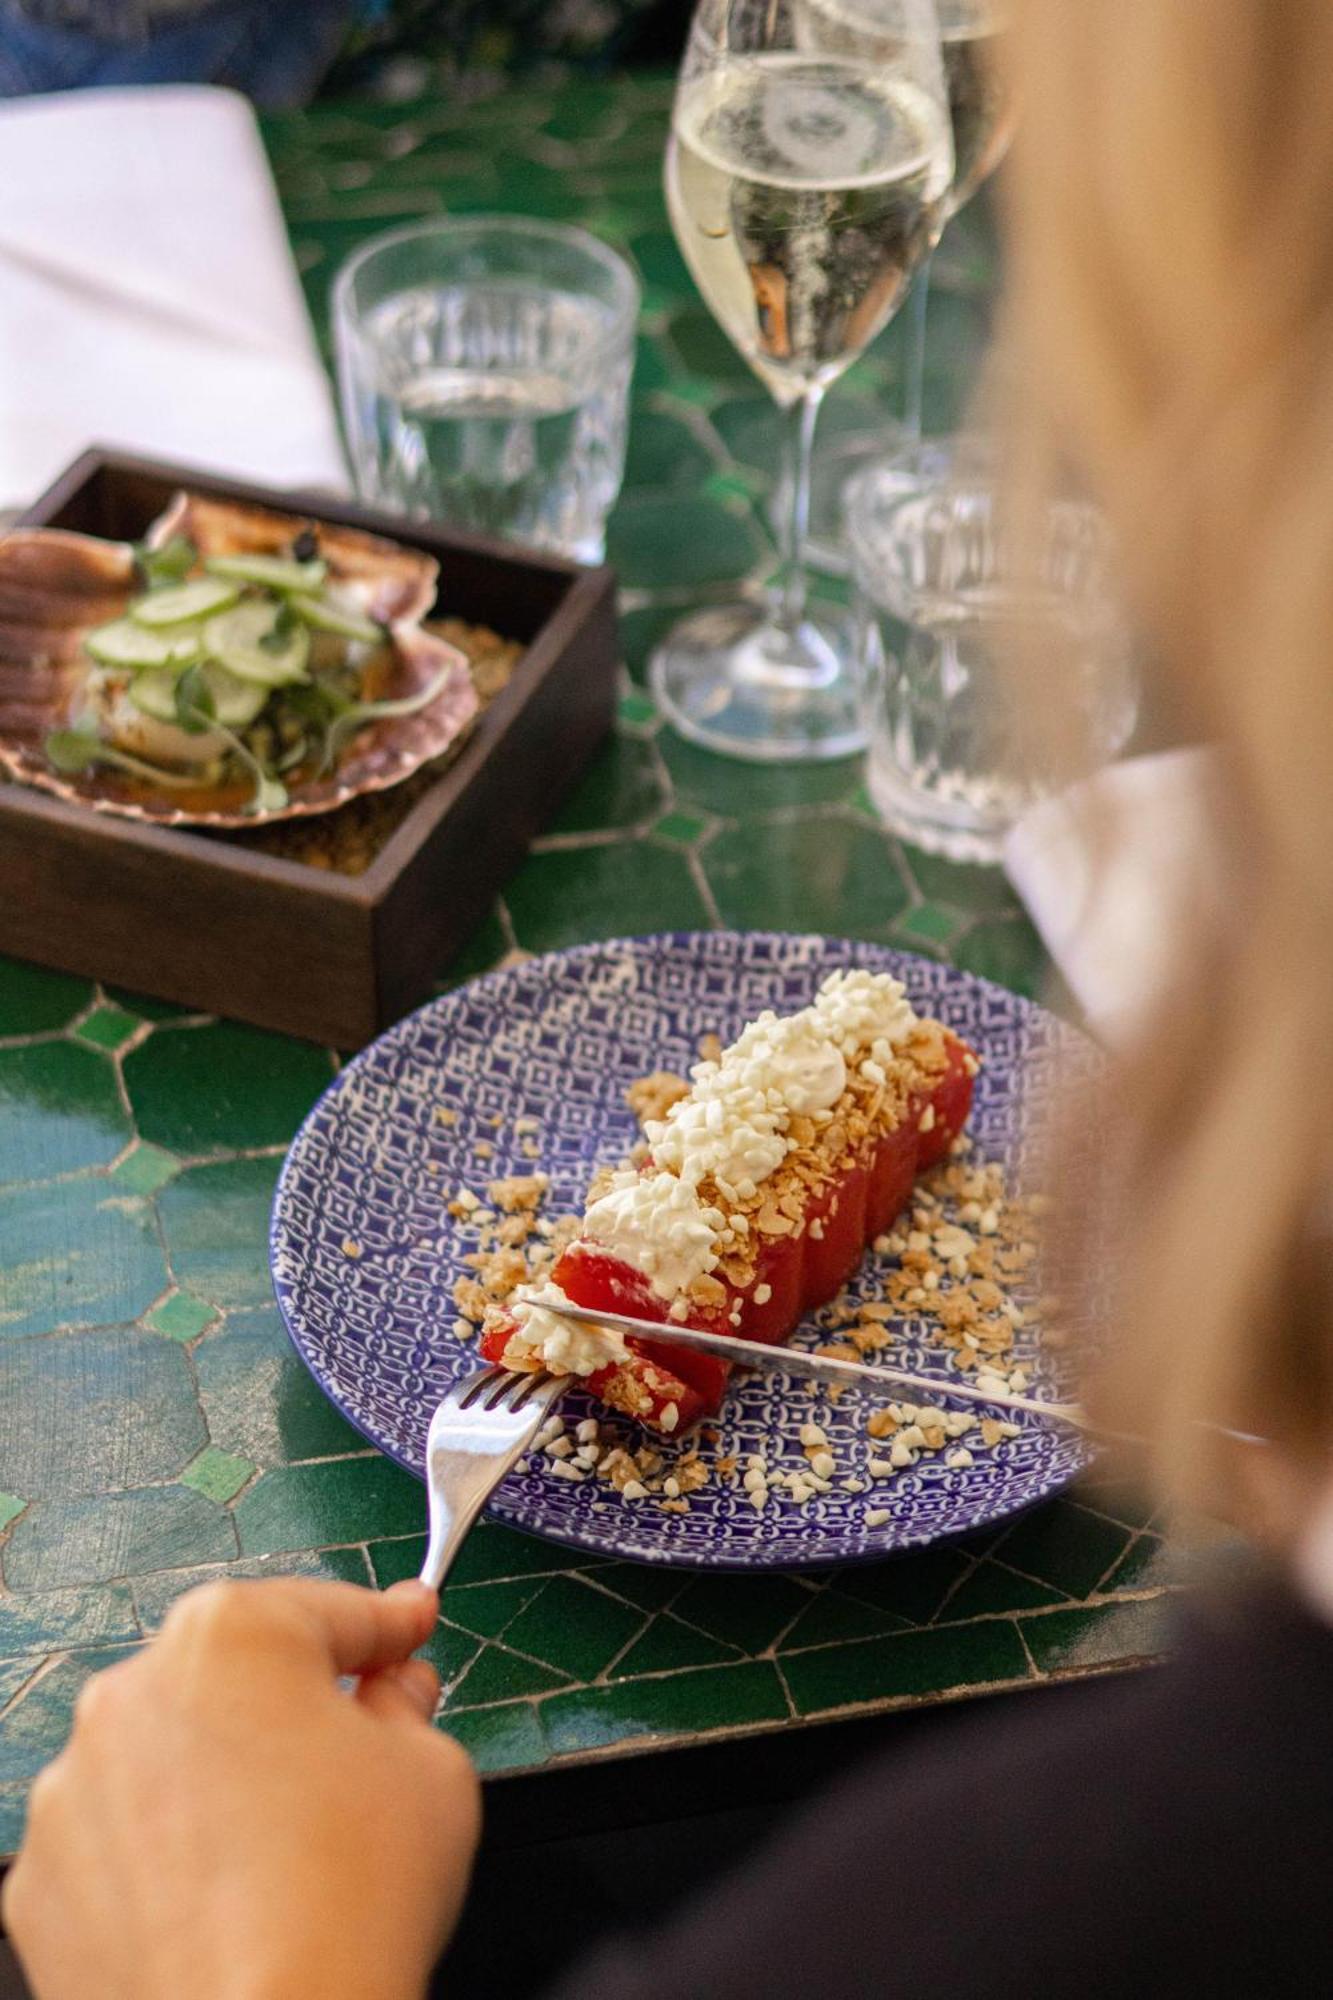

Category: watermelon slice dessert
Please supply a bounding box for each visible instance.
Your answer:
[480,970,978,1438]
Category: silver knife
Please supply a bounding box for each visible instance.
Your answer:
[520,1288,1088,1432]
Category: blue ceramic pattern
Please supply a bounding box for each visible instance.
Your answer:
[271,932,1095,1571]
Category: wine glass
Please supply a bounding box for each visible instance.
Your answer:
[650,0,954,762]
[795,0,1016,572]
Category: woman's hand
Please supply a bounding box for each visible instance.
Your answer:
[2,1577,481,2000]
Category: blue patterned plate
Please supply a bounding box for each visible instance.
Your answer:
[271,932,1094,1571]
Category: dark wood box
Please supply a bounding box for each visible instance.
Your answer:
[0,450,619,1048]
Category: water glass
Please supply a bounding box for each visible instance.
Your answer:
[845,449,1138,861]
[333,216,639,562]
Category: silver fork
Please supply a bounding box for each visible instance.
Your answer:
[417,1366,569,1590]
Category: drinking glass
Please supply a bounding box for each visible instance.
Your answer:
[333,216,639,562]
[845,448,1139,861]
[650,0,954,762]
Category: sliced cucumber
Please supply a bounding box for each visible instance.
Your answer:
[130,661,267,729]
[204,553,328,593]
[85,618,203,672]
[131,578,239,628]
[288,592,384,646]
[202,602,310,686]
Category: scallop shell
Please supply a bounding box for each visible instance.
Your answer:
[0,493,479,829]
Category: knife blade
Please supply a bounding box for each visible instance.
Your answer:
[519,1288,1088,1432]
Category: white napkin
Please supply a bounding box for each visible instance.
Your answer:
[0,85,349,509]
[1003,748,1218,1042]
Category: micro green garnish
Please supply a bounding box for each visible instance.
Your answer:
[173,683,287,816]
[174,664,216,735]
[132,534,197,589]
[259,601,300,654]
[44,729,200,788]
[321,662,458,773]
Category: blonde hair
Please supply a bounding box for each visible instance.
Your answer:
[999,0,1333,1523]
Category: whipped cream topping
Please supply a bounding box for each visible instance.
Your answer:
[577,968,921,1303]
[502,1287,630,1378]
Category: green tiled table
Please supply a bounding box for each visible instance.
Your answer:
[0,70,1176,1856]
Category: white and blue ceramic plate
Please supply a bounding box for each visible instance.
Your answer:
[271,931,1095,1571]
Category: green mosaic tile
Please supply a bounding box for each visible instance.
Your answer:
[579,1560,679,1614]
[703,818,911,940]
[144,1291,215,1342]
[548,732,666,836]
[446,1641,571,1706]
[606,494,764,590]
[631,335,671,395]
[417,1620,481,1684]
[234,1455,422,1557]
[629,227,691,291]
[0,1175,168,1340]
[0,1040,132,1184]
[953,913,1046,1001]
[938,1560,1071,1622]
[443,1700,547,1774]
[835,1546,974,1626]
[1100,1532,1175,1595]
[611,1613,743,1679]
[0,1645,140,1783]
[1,1326,207,1496]
[541,1660,789,1755]
[439,1577,542,1641]
[367,1535,431,1588]
[132,1546,372,1630]
[778,1586,911,1653]
[617,689,657,727]
[659,730,865,815]
[652,808,708,845]
[435,902,508,993]
[0,1779,27,1856]
[903,848,1027,918]
[617,605,681,683]
[123,1021,331,1155]
[702,467,765,506]
[666,307,753,385]
[504,840,709,955]
[71,1004,142,1053]
[0,958,92,1036]
[0,1662,35,1710]
[157,1156,281,1310]
[194,1305,366,1464]
[894,902,962,947]
[1020,1597,1173,1676]
[621,408,716,491]
[500,1575,644,1681]
[669,1573,812,1655]
[995,1502,1135,1599]
[0,1580,140,1657]
[1073,1469,1158,1530]
[181,1447,255,1506]
[3,1486,237,1591]
[0,1494,26,1532]
[415,1519,579,1588]
[661,373,724,411]
[109,1142,180,1196]
[783,1616,1031,1717]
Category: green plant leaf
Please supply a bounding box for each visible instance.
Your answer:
[44,729,199,788]
[322,662,459,773]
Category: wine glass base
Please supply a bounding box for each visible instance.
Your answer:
[649,601,866,763]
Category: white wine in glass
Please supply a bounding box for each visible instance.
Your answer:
[792,0,1014,573]
[650,0,953,762]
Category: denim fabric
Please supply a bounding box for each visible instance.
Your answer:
[0,0,353,106]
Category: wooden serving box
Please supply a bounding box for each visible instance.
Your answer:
[0,450,619,1048]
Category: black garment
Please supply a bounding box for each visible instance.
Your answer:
[547,1583,1333,1998]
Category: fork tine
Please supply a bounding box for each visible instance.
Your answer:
[456,1365,507,1411]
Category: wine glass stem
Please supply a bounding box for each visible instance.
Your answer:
[902,246,935,440]
[777,385,824,630]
